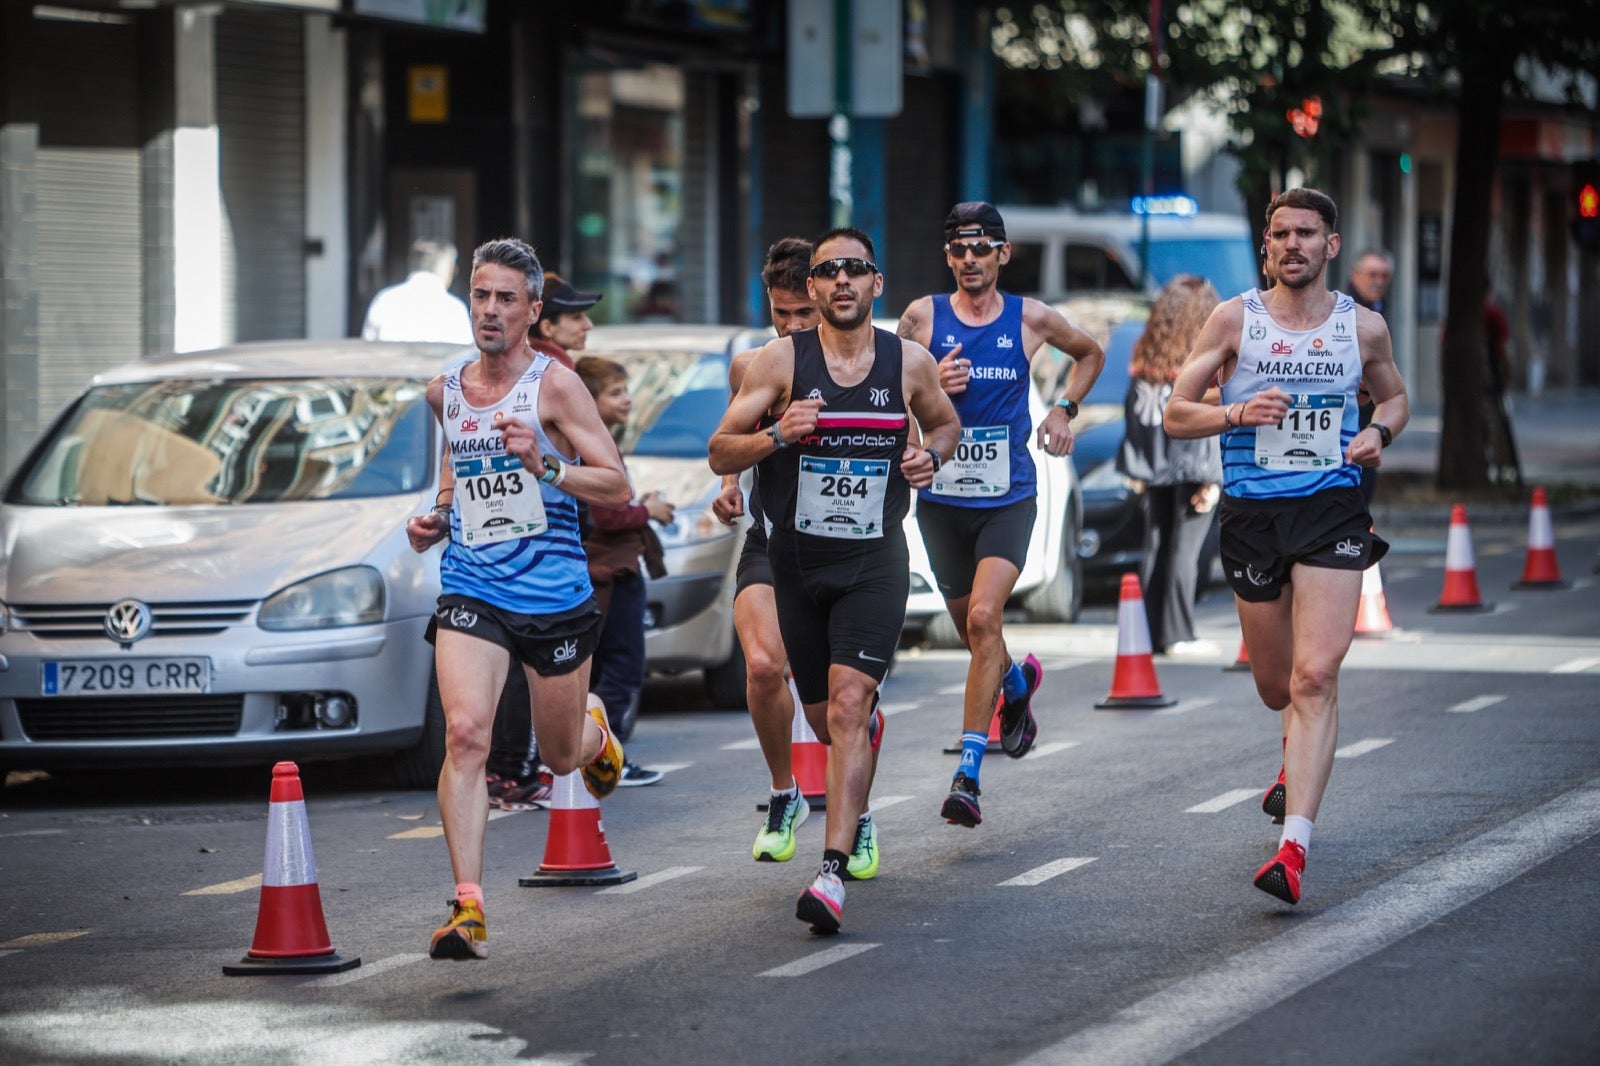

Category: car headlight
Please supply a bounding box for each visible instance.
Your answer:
[259,566,385,631]
[653,480,737,549]
[1078,459,1135,493]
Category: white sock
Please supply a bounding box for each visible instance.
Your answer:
[772,779,798,799]
[1281,815,1314,851]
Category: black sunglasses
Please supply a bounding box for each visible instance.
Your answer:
[945,239,1005,258]
[809,257,879,279]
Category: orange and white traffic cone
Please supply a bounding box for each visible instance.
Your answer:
[224,762,359,975]
[520,770,637,887]
[1354,561,1394,636]
[1430,504,1491,613]
[1513,487,1568,589]
[1224,638,1251,673]
[788,675,829,810]
[1096,573,1176,709]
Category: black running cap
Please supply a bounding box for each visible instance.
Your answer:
[944,201,1007,242]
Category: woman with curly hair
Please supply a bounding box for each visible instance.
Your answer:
[1116,275,1223,654]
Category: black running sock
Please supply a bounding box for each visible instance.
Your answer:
[820,849,849,877]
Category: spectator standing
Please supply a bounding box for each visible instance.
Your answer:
[576,356,673,787]
[1347,249,1394,504]
[531,273,602,365]
[1115,276,1223,655]
[361,239,473,344]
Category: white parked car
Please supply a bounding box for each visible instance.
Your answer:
[0,340,469,785]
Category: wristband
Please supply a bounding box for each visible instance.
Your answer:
[1223,403,1238,429]
[1370,422,1393,448]
[768,422,787,449]
[1053,398,1079,420]
[925,448,943,473]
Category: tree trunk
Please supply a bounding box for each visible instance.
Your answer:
[1436,48,1512,490]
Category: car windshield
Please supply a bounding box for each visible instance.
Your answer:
[9,377,433,506]
[1146,238,1261,302]
[1083,320,1141,407]
[612,349,731,459]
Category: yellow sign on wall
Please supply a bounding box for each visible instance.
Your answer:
[408,65,448,123]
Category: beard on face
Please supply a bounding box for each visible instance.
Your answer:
[819,291,872,330]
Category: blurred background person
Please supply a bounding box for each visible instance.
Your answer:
[1347,249,1394,504]
[576,356,673,786]
[361,238,472,344]
[1116,275,1223,656]
[530,273,602,366]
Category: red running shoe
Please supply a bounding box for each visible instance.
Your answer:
[1262,765,1286,823]
[1253,840,1306,904]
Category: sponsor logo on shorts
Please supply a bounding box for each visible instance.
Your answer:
[1244,564,1273,587]
[448,606,478,628]
[1335,538,1362,558]
[552,638,578,664]
[858,650,887,664]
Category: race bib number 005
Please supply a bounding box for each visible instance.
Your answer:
[932,425,1009,498]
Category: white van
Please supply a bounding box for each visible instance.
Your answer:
[995,202,1261,302]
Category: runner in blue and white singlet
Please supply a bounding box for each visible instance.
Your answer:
[1221,288,1363,500]
[438,353,591,615]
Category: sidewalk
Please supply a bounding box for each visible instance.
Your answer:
[1371,387,1600,527]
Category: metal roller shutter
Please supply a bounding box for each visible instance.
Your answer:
[216,8,306,342]
[885,74,958,311]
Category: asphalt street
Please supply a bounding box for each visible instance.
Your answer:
[1,510,1597,1065]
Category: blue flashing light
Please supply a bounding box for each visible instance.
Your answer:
[1131,194,1199,218]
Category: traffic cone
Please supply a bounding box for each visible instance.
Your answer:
[1224,639,1251,672]
[1354,561,1394,636]
[224,762,359,975]
[1513,487,1568,589]
[788,675,829,810]
[942,701,1004,755]
[1096,573,1176,709]
[1430,504,1492,613]
[519,770,637,887]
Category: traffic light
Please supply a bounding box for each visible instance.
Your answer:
[1574,162,1600,254]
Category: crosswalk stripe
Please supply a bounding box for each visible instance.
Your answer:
[1156,698,1216,716]
[1026,741,1081,758]
[1552,657,1600,674]
[1448,695,1506,713]
[598,866,702,896]
[183,874,262,896]
[389,826,445,839]
[1335,737,1395,759]
[1186,788,1260,813]
[760,942,880,977]
[317,953,427,986]
[999,857,1097,887]
[0,930,90,949]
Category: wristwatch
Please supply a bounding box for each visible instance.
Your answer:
[1370,422,1393,448]
[538,453,564,484]
[1054,398,1079,420]
[925,447,943,473]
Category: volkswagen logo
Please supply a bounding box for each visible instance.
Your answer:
[105,599,152,644]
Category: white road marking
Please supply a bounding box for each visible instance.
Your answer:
[597,866,701,896]
[1026,741,1081,759]
[1448,695,1507,714]
[316,952,427,986]
[721,738,761,751]
[1552,657,1600,674]
[870,794,913,810]
[1185,788,1260,813]
[879,701,919,715]
[938,683,968,696]
[0,950,18,959]
[999,857,1097,887]
[760,942,881,977]
[1155,698,1216,716]
[0,829,65,839]
[1012,775,1600,1066]
[389,825,445,839]
[183,874,261,896]
[646,762,692,775]
[1335,737,1395,759]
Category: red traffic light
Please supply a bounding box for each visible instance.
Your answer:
[1580,182,1599,220]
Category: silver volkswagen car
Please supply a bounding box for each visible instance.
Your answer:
[0,340,468,785]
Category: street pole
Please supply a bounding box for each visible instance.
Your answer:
[830,0,852,226]
[1138,0,1163,291]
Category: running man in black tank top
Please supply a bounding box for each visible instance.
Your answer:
[710,228,960,934]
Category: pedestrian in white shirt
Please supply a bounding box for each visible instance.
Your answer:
[361,239,474,344]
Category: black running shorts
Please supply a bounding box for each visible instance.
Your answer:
[767,527,907,705]
[426,594,603,676]
[735,521,773,595]
[915,496,1038,599]
[1219,487,1389,603]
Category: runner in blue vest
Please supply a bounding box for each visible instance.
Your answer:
[1165,189,1408,905]
[897,202,1105,829]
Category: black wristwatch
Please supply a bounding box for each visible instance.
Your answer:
[1370,422,1393,448]
[926,448,943,473]
[1054,398,1079,420]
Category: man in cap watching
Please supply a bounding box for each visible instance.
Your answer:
[897,201,1104,831]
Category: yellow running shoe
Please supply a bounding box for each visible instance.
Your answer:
[581,701,624,799]
[842,812,879,881]
[753,789,810,862]
[428,898,488,960]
